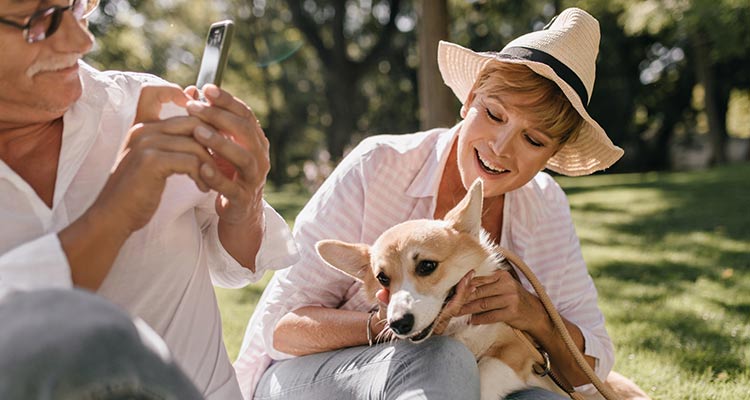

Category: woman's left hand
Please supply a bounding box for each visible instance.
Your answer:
[458,270,550,334]
[184,84,269,225]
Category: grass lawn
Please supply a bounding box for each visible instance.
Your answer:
[216,164,750,399]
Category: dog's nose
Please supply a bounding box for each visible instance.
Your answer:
[389,313,414,335]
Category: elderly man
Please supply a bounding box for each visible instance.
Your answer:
[0,0,297,399]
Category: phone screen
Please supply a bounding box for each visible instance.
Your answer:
[196,21,233,89]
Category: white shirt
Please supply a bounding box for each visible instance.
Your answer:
[234,126,614,399]
[0,62,299,400]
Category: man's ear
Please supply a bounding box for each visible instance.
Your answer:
[316,240,371,282]
[444,178,483,237]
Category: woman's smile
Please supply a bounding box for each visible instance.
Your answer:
[475,149,509,175]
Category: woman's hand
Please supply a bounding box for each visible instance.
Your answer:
[458,270,551,334]
[432,270,475,335]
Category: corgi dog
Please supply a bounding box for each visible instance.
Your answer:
[316,179,566,400]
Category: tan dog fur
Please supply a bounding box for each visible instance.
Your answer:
[316,180,565,399]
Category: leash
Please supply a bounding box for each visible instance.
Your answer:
[498,246,622,400]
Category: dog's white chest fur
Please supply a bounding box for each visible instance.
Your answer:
[445,316,512,358]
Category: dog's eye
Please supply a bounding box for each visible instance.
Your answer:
[416,260,438,276]
[376,271,390,287]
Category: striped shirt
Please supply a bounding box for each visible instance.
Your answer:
[234,125,614,398]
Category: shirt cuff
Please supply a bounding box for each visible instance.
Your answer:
[208,201,299,288]
[0,233,73,300]
[574,327,612,394]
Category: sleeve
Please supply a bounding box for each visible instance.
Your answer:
[549,193,615,394]
[251,142,373,360]
[0,234,73,300]
[196,198,299,288]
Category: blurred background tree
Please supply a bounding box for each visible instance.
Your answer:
[85,0,750,188]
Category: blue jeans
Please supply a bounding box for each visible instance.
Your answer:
[0,289,203,400]
[506,388,569,399]
[254,336,567,400]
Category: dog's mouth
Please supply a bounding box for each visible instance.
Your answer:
[407,285,458,343]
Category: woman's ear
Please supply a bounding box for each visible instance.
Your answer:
[460,91,476,119]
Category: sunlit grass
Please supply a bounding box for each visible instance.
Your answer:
[217,163,750,399]
[558,164,750,399]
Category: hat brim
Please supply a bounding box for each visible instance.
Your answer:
[438,41,623,176]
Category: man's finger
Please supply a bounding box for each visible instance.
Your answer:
[198,162,243,201]
[186,99,267,152]
[132,134,213,166]
[192,125,268,181]
[128,117,209,144]
[184,85,201,100]
[136,85,191,122]
[202,84,255,120]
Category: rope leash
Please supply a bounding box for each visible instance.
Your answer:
[499,246,622,400]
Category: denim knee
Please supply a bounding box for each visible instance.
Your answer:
[0,289,201,400]
[387,336,480,399]
[505,388,569,400]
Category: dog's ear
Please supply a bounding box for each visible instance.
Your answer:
[444,178,483,236]
[316,240,372,282]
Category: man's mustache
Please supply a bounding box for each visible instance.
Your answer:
[26,55,82,77]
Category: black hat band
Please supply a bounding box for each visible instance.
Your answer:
[498,46,589,107]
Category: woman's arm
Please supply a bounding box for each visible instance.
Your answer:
[256,140,376,359]
[274,306,386,356]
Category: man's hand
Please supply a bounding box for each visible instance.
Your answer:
[177,84,270,269]
[60,84,213,289]
[184,84,269,227]
[134,84,191,124]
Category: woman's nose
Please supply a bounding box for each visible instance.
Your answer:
[489,127,517,156]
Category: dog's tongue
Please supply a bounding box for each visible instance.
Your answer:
[376,288,390,304]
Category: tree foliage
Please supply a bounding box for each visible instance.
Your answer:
[85,0,750,185]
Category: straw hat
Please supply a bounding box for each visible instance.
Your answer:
[438,7,623,176]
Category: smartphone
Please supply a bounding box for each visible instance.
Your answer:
[195,20,234,99]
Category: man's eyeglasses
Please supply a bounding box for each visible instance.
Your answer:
[0,0,100,43]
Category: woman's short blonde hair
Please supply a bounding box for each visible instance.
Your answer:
[470,61,584,145]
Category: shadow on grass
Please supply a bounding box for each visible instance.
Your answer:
[641,309,747,374]
[566,165,750,241]
[562,164,750,377]
[593,260,707,288]
[566,165,750,273]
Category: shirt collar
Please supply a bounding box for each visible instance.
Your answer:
[53,61,127,207]
[0,62,122,209]
[405,123,461,199]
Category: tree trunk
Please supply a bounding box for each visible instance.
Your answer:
[285,0,403,161]
[417,0,455,129]
[692,34,728,165]
[325,71,359,159]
